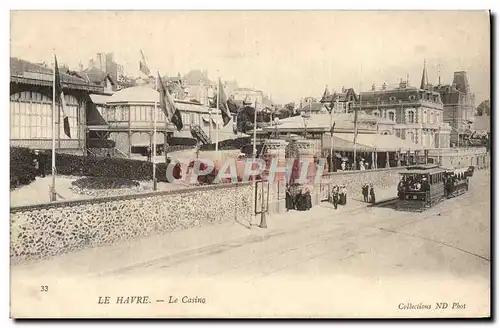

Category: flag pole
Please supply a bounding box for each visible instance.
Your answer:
[353,65,362,169]
[153,73,158,191]
[215,75,220,156]
[50,54,57,202]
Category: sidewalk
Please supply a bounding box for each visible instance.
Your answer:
[11,185,398,277]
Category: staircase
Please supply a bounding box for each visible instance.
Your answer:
[190,124,211,145]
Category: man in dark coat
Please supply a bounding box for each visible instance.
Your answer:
[304,189,312,210]
[37,151,47,177]
[331,185,339,209]
[362,183,369,202]
[369,184,376,204]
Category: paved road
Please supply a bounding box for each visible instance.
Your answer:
[101,171,490,317]
[11,171,491,318]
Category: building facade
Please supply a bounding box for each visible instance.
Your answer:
[434,71,476,146]
[354,79,451,149]
[90,85,236,157]
[10,57,104,155]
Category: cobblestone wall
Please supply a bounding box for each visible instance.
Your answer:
[10,182,253,263]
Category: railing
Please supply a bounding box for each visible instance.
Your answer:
[190,124,211,145]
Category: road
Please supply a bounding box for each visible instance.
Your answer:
[11,171,491,318]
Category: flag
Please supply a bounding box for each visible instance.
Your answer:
[157,73,183,131]
[217,78,231,126]
[54,55,71,138]
[330,121,335,136]
[139,50,151,76]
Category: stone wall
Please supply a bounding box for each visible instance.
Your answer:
[11,182,253,263]
[265,167,406,214]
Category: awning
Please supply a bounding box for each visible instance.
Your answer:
[202,115,211,123]
[323,133,423,152]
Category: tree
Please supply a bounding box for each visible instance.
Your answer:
[476,100,490,116]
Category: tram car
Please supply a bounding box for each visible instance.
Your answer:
[443,167,470,198]
[396,165,471,212]
[396,165,446,212]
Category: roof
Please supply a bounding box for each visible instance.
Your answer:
[182,69,211,85]
[359,87,441,105]
[300,102,327,112]
[265,112,394,133]
[401,167,446,175]
[79,67,116,85]
[10,57,103,92]
[90,94,112,105]
[106,85,216,113]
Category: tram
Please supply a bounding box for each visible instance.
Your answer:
[396,165,446,212]
[443,167,470,198]
[395,165,472,212]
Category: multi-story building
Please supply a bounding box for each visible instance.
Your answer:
[319,86,359,114]
[434,71,476,146]
[232,88,273,111]
[353,64,451,149]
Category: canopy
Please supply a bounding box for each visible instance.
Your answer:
[323,133,423,152]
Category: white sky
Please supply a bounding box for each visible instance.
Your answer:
[10,10,490,104]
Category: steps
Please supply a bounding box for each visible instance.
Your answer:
[190,124,211,145]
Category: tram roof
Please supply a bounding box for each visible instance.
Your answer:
[400,167,446,175]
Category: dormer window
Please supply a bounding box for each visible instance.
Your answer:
[389,96,396,102]
[409,95,416,101]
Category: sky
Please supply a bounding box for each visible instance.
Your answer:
[10,10,490,104]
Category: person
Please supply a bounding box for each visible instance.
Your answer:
[421,176,430,192]
[362,183,369,202]
[285,185,294,211]
[37,150,46,178]
[360,159,365,171]
[146,146,152,162]
[397,178,405,200]
[331,185,339,209]
[341,161,346,171]
[340,185,348,205]
[369,184,376,204]
[304,189,312,211]
[296,189,307,211]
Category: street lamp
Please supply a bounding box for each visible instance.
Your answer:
[301,111,310,139]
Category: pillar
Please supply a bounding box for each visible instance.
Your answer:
[127,131,132,157]
[385,151,390,168]
[396,151,401,167]
[371,151,375,169]
[263,139,287,213]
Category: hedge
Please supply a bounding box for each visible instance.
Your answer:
[10,147,180,187]
[200,137,251,151]
[10,147,37,189]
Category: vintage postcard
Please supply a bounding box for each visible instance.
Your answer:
[9,10,491,318]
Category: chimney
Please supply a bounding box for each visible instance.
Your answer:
[382,82,387,91]
[371,83,376,91]
[342,86,345,93]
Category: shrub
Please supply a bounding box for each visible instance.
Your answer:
[72,177,140,190]
[200,137,251,151]
[10,147,37,189]
[11,147,181,185]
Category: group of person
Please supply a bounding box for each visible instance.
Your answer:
[397,175,430,200]
[361,183,376,204]
[286,184,313,211]
[328,184,348,210]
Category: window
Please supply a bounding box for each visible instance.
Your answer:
[191,113,196,125]
[388,111,395,122]
[407,111,415,124]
